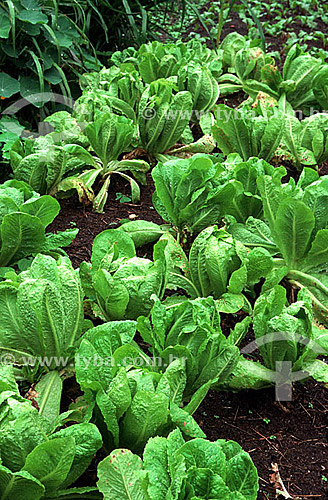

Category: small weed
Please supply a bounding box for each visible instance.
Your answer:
[116,192,132,203]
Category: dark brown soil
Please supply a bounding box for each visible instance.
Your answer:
[194,382,328,499]
[184,1,328,59]
[49,173,164,268]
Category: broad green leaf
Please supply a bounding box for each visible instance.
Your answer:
[169,403,206,439]
[246,247,273,288]
[20,195,60,227]
[106,368,132,419]
[177,438,226,474]
[51,424,102,489]
[23,438,75,493]
[121,391,169,453]
[0,410,46,472]
[0,212,45,266]
[85,114,134,167]
[144,431,186,500]
[42,228,79,252]
[96,389,120,447]
[230,217,277,253]
[305,359,328,383]
[18,9,48,23]
[303,229,328,271]
[12,152,47,193]
[220,359,274,391]
[258,114,284,162]
[17,279,65,358]
[0,73,20,98]
[97,450,147,500]
[0,364,18,393]
[0,284,22,354]
[257,176,285,231]
[0,9,11,38]
[156,360,186,405]
[35,371,62,426]
[0,466,45,500]
[273,199,314,269]
[93,269,130,320]
[19,77,44,106]
[91,229,136,271]
[75,321,136,391]
[119,220,165,247]
[226,452,259,499]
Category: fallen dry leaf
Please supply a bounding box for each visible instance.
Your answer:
[270,463,293,499]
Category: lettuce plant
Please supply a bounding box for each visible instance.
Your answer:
[74,87,140,125]
[10,138,94,202]
[0,366,102,499]
[230,170,328,325]
[218,33,269,96]
[41,111,89,148]
[78,112,149,212]
[211,155,285,223]
[80,229,170,321]
[45,111,148,212]
[220,32,254,70]
[110,39,222,82]
[151,154,227,237]
[0,253,84,381]
[75,322,205,454]
[137,296,250,400]
[74,89,124,123]
[178,64,219,116]
[97,428,259,500]
[282,111,328,168]
[178,63,220,117]
[244,44,325,112]
[138,79,193,156]
[80,66,144,120]
[223,286,328,391]
[211,98,286,162]
[0,180,77,268]
[119,155,284,246]
[166,227,273,314]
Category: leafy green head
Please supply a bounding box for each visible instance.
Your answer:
[0,253,84,378]
[98,428,259,499]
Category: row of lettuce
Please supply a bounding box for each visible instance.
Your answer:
[1,34,328,499]
[3,33,328,213]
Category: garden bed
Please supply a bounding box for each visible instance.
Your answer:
[49,170,328,499]
[1,1,328,498]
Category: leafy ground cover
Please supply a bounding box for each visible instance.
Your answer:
[0,1,328,500]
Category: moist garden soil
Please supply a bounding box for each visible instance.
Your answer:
[49,4,328,497]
